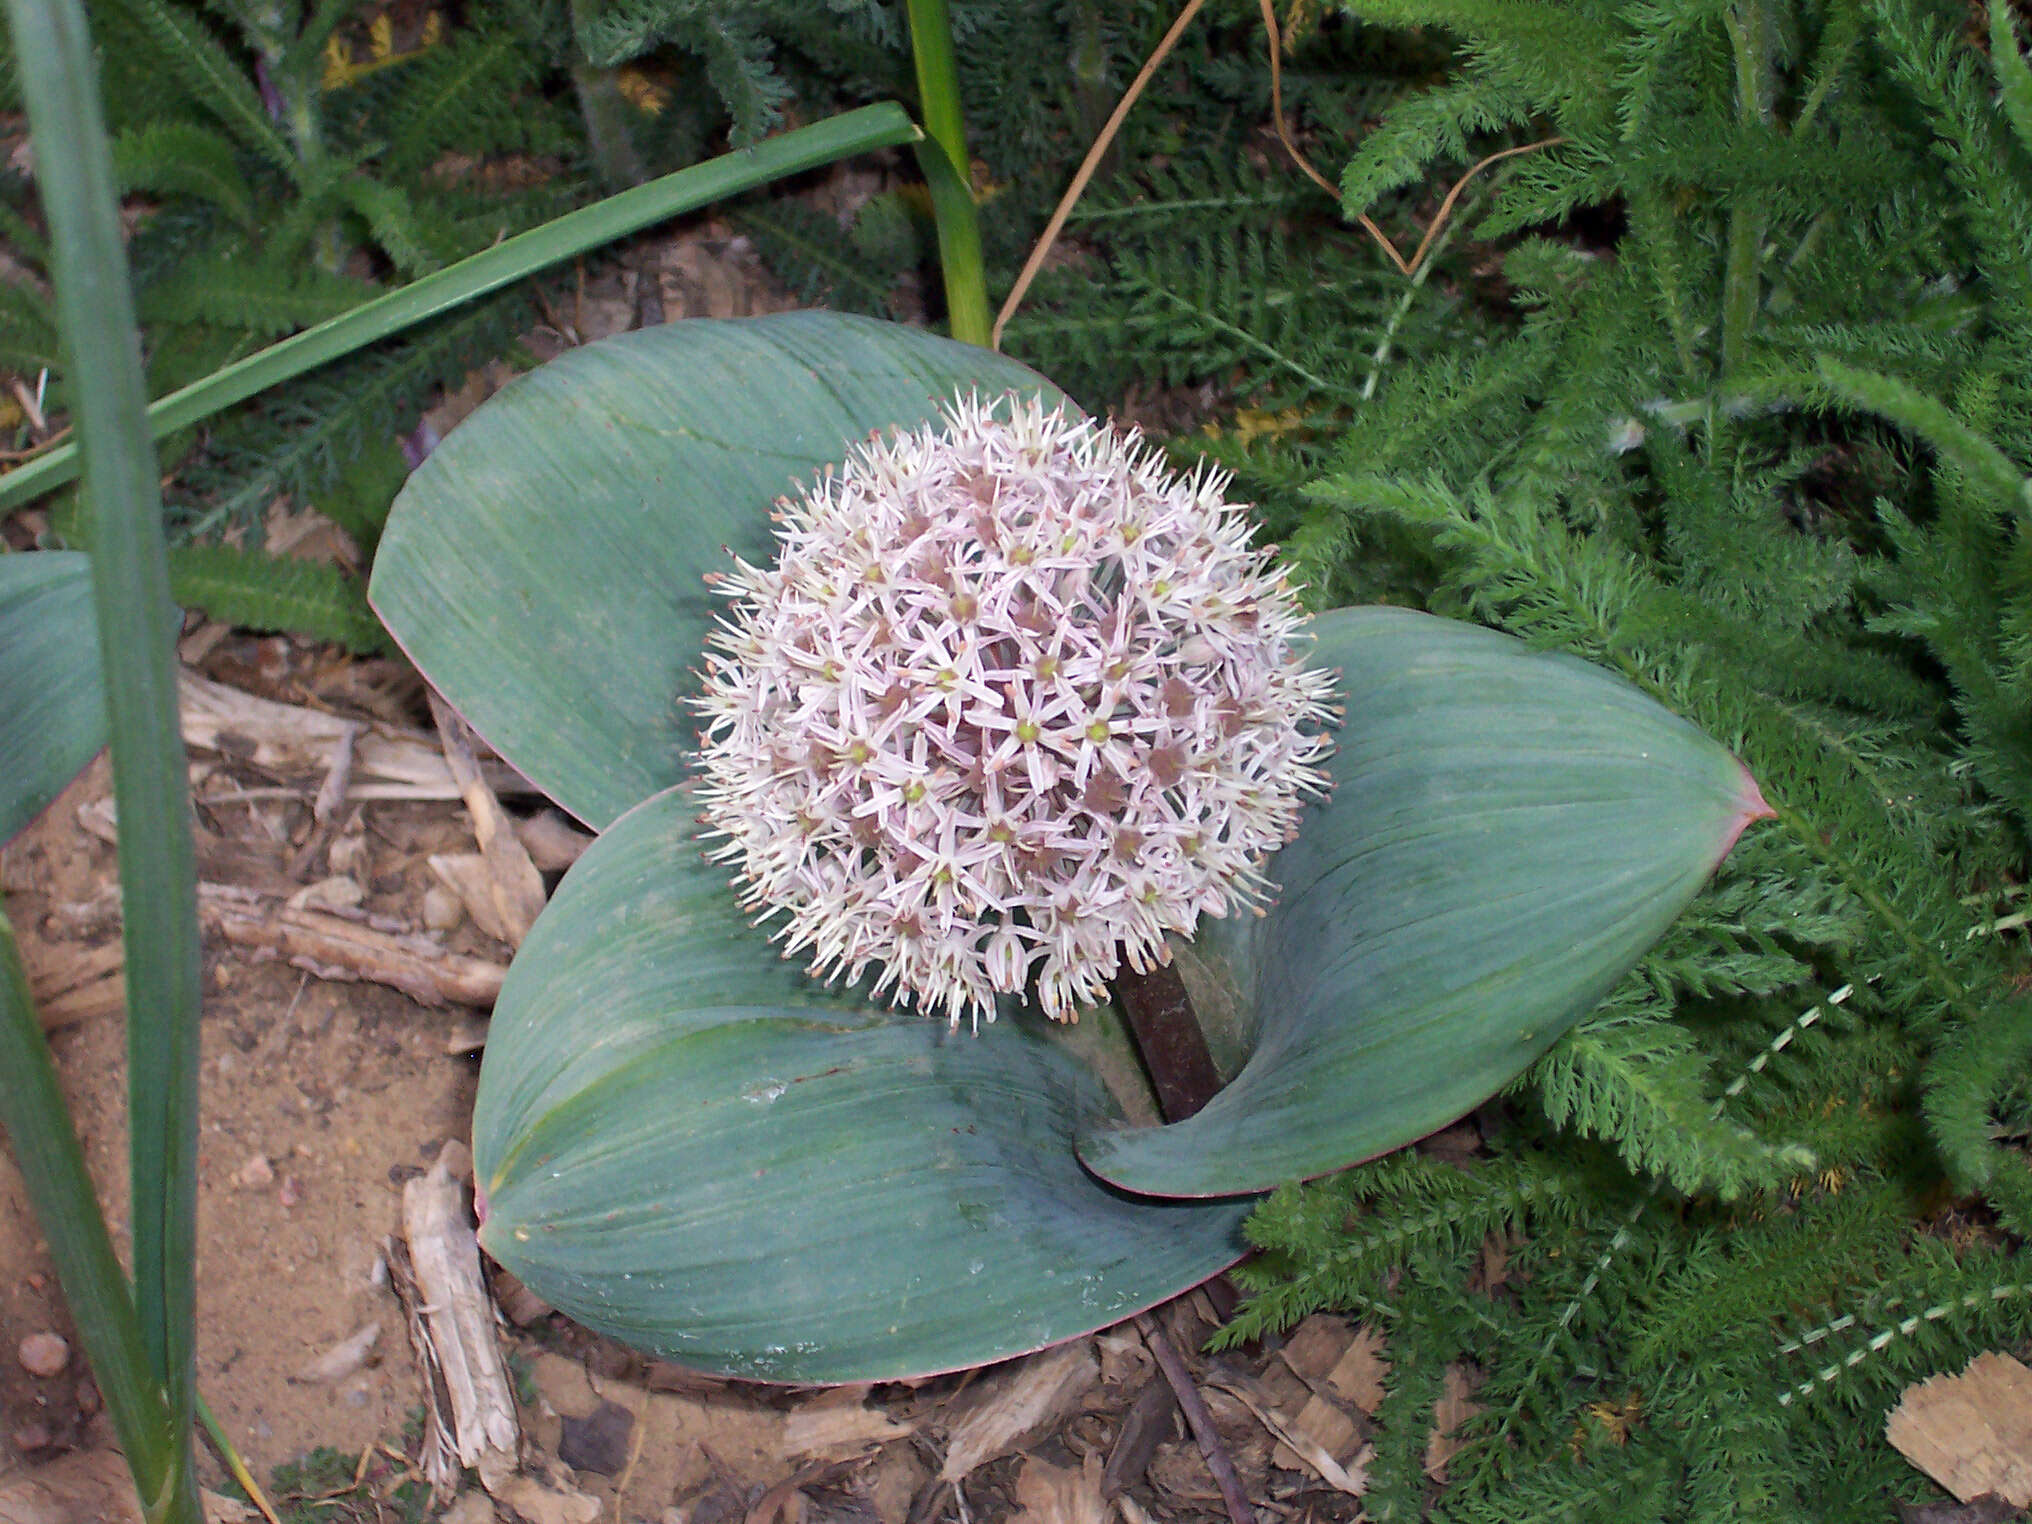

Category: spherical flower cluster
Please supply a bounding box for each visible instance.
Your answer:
[693,393,1337,1026]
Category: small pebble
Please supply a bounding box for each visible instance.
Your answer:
[422,884,465,931]
[279,1174,303,1208]
[329,834,370,877]
[17,1331,69,1378]
[11,1420,53,1453]
[232,1153,275,1190]
[439,1494,496,1524]
[557,1400,634,1475]
[76,1378,101,1417]
[288,875,363,913]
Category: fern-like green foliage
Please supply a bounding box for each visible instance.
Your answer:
[1196,0,2032,1515]
[568,0,888,144]
[2,0,585,632]
[732,199,911,318]
[167,544,389,654]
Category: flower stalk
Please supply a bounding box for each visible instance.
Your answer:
[1116,962,1224,1121]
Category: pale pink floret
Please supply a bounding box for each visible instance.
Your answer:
[693,394,1337,1027]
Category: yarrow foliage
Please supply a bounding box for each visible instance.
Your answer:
[693,393,1337,1025]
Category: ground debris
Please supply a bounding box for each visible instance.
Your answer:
[782,1391,914,1461]
[1422,1363,1482,1484]
[1010,1452,1107,1524]
[557,1400,634,1476]
[291,1320,382,1386]
[393,1153,518,1499]
[11,1337,65,1381]
[940,1342,1099,1483]
[1889,1352,2032,1507]
[180,670,533,805]
[200,881,506,1007]
[428,694,546,948]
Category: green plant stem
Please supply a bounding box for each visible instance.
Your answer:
[572,62,649,189]
[0,102,922,513]
[904,0,991,346]
[1115,963,1223,1122]
[0,916,179,1510]
[1,0,204,1517]
[567,0,646,190]
[1069,0,1116,173]
[196,1391,281,1523]
[1718,0,1771,384]
[243,5,344,272]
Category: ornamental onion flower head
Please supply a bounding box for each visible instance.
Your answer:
[693,393,1337,1027]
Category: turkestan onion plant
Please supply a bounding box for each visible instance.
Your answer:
[367,313,1772,1382]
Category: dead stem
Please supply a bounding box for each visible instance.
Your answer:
[1138,1314,1257,1524]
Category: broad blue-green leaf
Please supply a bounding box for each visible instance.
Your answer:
[0,552,106,845]
[1076,607,1768,1198]
[370,313,1060,832]
[475,787,1248,1383]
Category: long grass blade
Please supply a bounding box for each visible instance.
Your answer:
[904,0,990,346]
[0,102,922,512]
[0,915,175,1503]
[0,0,204,1518]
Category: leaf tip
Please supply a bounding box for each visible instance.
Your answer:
[1720,765,1776,859]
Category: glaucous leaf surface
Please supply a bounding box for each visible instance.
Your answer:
[475,787,1248,1383]
[369,313,1060,831]
[1076,606,1769,1197]
[0,552,105,845]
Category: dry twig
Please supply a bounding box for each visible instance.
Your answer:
[198,883,506,1007]
[180,671,534,802]
[993,0,1208,350]
[428,692,546,947]
[285,721,357,878]
[395,1155,520,1501]
[993,0,1565,350]
[1137,1314,1256,1524]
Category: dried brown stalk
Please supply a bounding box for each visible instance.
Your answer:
[993,0,1566,351]
[992,0,1209,350]
[1137,1314,1257,1524]
[198,883,506,1007]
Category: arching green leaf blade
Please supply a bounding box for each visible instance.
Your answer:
[370,312,1061,830]
[1077,606,1767,1197]
[0,552,106,845]
[475,787,1248,1383]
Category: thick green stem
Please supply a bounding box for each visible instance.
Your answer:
[905,0,991,346]
[1069,0,1116,177]
[571,63,649,190]
[1719,193,1761,386]
[1718,0,1771,384]
[0,0,204,1517]
[0,917,181,1512]
[567,0,646,191]
[240,0,347,271]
